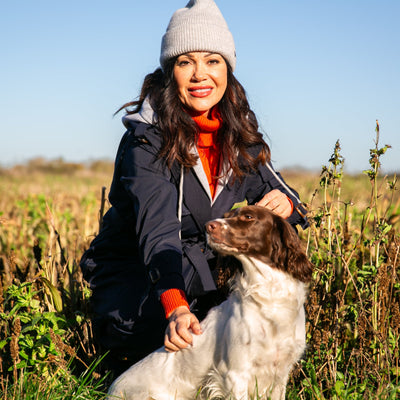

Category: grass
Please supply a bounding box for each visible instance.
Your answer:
[1,358,108,400]
[0,125,399,399]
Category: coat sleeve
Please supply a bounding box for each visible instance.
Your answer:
[115,125,185,296]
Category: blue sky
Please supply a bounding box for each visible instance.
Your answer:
[1,0,399,173]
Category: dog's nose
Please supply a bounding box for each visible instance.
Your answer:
[206,221,218,233]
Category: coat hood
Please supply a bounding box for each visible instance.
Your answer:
[122,96,158,129]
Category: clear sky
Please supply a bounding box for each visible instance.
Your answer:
[1,0,399,173]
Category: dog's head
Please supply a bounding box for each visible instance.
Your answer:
[206,205,313,283]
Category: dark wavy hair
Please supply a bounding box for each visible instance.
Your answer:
[116,57,270,179]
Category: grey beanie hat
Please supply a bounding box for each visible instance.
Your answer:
[160,0,236,71]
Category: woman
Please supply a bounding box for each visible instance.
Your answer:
[80,0,308,375]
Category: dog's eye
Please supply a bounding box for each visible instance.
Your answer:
[244,214,254,220]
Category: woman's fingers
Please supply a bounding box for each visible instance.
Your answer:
[256,189,292,219]
[164,307,202,352]
[164,322,191,352]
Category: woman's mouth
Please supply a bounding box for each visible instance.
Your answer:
[188,87,213,98]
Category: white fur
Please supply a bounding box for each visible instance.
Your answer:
[107,254,307,400]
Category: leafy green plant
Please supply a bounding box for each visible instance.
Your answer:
[0,281,69,375]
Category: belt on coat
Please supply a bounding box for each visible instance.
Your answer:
[182,243,217,292]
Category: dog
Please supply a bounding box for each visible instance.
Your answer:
[107,205,313,400]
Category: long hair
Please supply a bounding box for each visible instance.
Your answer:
[116,57,270,179]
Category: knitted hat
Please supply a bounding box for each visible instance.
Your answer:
[160,0,236,71]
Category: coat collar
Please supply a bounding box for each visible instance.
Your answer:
[191,146,232,205]
[179,151,234,232]
[170,150,234,232]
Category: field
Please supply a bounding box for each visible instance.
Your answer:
[0,136,399,399]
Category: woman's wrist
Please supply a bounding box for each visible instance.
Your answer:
[160,288,190,319]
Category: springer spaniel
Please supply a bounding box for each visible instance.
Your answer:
[108,206,313,400]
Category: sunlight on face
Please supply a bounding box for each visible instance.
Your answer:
[173,52,228,117]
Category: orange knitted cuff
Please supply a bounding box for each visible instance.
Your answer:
[160,288,190,319]
[286,196,294,217]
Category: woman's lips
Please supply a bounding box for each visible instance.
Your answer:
[188,87,213,98]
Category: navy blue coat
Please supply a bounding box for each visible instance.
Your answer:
[80,121,308,361]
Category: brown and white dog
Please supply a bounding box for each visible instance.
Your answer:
[108,206,313,400]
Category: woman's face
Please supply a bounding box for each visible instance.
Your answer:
[173,52,228,117]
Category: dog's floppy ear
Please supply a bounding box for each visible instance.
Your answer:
[215,255,243,296]
[270,216,313,282]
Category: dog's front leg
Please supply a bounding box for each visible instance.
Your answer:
[224,371,249,400]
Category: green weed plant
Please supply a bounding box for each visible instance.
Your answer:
[286,122,400,399]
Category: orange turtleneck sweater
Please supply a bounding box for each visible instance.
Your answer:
[192,107,222,199]
[160,107,222,319]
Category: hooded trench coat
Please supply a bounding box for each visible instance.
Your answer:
[80,109,308,365]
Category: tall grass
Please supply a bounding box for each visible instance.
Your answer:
[285,123,400,398]
[0,125,399,399]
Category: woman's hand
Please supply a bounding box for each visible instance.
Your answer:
[256,189,293,219]
[164,306,202,352]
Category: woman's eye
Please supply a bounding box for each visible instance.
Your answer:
[177,60,190,67]
[208,59,220,65]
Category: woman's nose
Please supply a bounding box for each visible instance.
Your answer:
[192,63,207,81]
